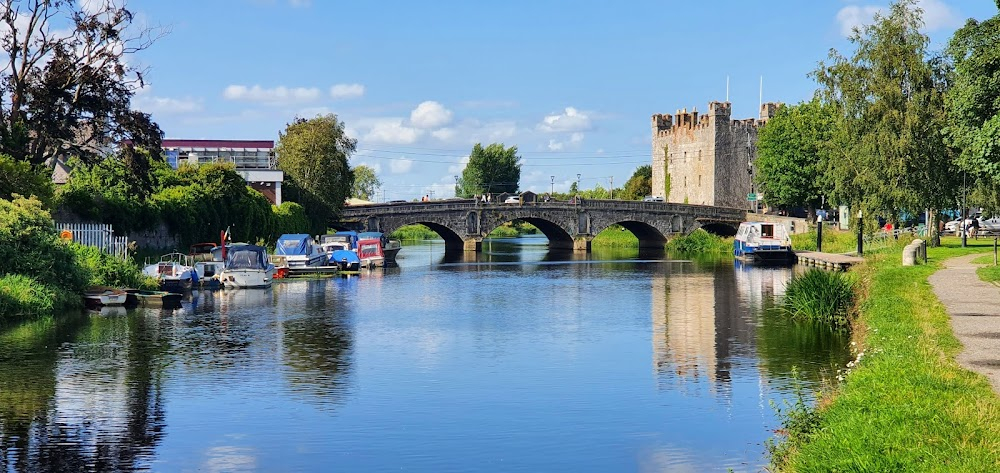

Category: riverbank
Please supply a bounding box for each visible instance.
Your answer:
[776,238,1000,471]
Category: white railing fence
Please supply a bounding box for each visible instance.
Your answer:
[55,222,131,260]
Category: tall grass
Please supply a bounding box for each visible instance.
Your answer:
[665,229,732,254]
[390,224,440,241]
[781,269,855,328]
[0,275,79,324]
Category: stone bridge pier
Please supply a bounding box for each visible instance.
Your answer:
[336,200,745,253]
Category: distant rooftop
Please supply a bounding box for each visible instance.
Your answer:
[161,139,274,149]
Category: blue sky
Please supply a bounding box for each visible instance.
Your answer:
[127,0,996,201]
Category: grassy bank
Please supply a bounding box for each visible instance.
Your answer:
[774,240,1000,470]
[591,225,640,248]
[665,228,732,254]
[971,254,1000,284]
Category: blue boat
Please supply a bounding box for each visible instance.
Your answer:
[275,234,328,268]
[733,222,794,262]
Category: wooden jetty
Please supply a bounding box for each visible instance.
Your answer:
[795,251,864,271]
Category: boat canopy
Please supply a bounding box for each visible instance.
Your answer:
[226,245,270,270]
[358,238,384,259]
[358,231,390,246]
[276,234,315,256]
[321,231,359,249]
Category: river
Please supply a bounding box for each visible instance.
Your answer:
[0,236,850,472]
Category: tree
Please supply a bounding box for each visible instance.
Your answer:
[0,0,166,166]
[946,3,1000,214]
[813,0,956,224]
[457,143,520,197]
[620,165,652,200]
[754,100,835,216]
[275,115,355,231]
[351,164,381,201]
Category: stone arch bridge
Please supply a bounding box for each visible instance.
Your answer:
[335,199,748,252]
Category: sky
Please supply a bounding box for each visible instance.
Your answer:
[122,0,998,202]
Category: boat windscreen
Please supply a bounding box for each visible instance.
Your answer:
[226,248,267,269]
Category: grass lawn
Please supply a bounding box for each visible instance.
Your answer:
[777,238,1000,471]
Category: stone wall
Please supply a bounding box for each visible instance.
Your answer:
[50,208,180,252]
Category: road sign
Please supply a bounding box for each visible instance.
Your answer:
[747,193,757,202]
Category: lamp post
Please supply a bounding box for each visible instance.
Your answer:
[610,176,614,199]
[962,171,968,248]
[576,173,581,192]
[454,175,459,197]
[550,175,555,195]
[857,209,864,256]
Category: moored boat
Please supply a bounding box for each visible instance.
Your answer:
[142,253,199,292]
[275,234,328,268]
[358,231,399,265]
[356,235,386,268]
[195,260,226,289]
[321,241,361,272]
[733,221,794,262]
[125,289,183,308]
[83,286,128,306]
[220,244,276,289]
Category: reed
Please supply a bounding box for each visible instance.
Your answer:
[780,269,855,329]
[665,229,732,254]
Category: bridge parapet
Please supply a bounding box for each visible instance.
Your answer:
[337,199,745,252]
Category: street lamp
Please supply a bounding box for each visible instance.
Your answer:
[962,171,968,248]
[550,175,554,195]
[454,175,459,197]
[576,173,581,191]
[610,176,614,199]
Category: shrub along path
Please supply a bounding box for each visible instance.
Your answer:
[929,253,1000,393]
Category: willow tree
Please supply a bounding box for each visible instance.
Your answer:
[813,0,956,228]
[946,2,1000,214]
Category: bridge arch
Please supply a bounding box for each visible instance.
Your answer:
[698,221,739,237]
[479,217,576,250]
[593,220,669,249]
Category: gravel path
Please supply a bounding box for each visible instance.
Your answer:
[928,253,1000,394]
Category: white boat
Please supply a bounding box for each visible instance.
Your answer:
[220,244,276,288]
[733,222,794,261]
[143,253,198,292]
[275,234,328,268]
[195,260,226,289]
[83,287,128,306]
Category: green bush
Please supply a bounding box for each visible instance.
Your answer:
[271,201,311,242]
[0,196,88,292]
[69,244,156,290]
[0,154,54,206]
[665,229,732,253]
[592,226,640,248]
[781,269,855,328]
[56,156,159,233]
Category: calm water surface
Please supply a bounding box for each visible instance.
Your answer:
[0,236,850,472]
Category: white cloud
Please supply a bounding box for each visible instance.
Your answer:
[390,158,414,174]
[431,127,456,141]
[132,95,203,115]
[223,84,321,105]
[546,132,585,151]
[537,107,591,133]
[79,0,109,16]
[447,155,470,175]
[330,83,365,99]
[364,119,423,144]
[410,101,453,129]
[836,0,960,36]
[547,139,563,151]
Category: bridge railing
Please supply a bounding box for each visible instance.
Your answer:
[342,199,747,218]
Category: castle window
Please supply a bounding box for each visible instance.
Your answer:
[684,177,687,188]
[699,175,702,187]
[699,150,702,160]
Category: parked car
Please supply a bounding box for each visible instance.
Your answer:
[643,195,665,202]
[503,195,521,204]
[945,216,1000,234]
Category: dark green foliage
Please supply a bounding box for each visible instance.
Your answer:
[782,269,855,328]
[755,100,834,213]
[0,275,77,323]
[57,155,160,233]
[270,202,311,241]
[665,229,731,253]
[275,114,355,232]
[620,165,652,200]
[457,143,521,197]
[0,153,54,205]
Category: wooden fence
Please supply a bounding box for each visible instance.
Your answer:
[55,222,130,260]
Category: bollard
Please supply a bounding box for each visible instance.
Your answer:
[911,239,925,261]
[902,244,918,266]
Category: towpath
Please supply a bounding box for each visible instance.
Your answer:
[928,253,1000,394]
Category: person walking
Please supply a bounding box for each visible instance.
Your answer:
[970,217,980,240]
